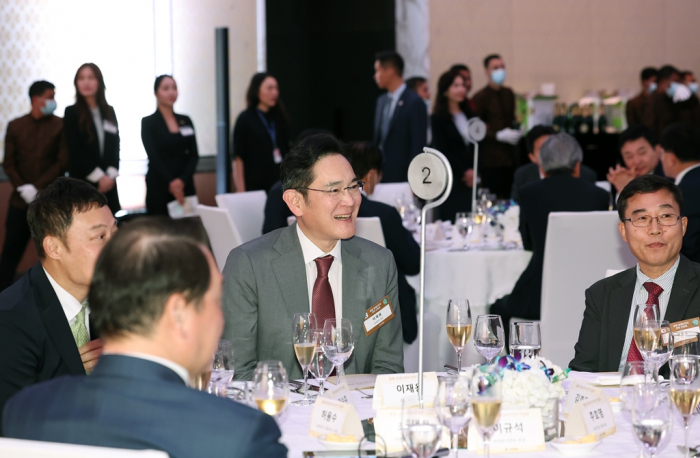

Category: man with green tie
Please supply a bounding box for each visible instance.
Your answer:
[0,177,117,433]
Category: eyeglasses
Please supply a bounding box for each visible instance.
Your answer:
[298,181,364,200]
[621,214,681,227]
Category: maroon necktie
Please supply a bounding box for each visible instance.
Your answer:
[312,255,336,329]
[626,282,664,362]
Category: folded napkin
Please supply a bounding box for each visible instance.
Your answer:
[595,374,621,386]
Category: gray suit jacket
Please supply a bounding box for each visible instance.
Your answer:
[223,223,404,381]
[511,162,598,202]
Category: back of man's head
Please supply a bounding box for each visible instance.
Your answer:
[375,50,404,77]
[660,123,700,163]
[27,177,108,259]
[619,124,658,151]
[347,141,383,178]
[405,77,427,93]
[280,133,349,197]
[657,65,680,83]
[640,67,657,81]
[526,125,556,154]
[539,133,583,174]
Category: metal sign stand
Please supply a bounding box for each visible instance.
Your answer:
[466,118,487,211]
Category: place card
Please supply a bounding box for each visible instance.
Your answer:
[373,407,449,454]
[467,408,545,454]
[309,397,364,438]
[372,372,439,409]
[671,317,700,347]
[323,381,355,408]
[563,380,604,418]
[326,374,377,390]
[566,397,616,439]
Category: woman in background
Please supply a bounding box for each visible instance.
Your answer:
[141,75,199,216]
[430,68,475,222]
[231,73,290,193]
[63,63,121,213]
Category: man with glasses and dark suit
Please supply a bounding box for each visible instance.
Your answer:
[223,133,404,381]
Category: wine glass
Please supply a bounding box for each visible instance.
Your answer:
[509,322,541,360]
[632,390,672,458]
[251,360,289,417]
[322,318,354,381]
[621,360,655,458]
[646,320,673,381]
[672,330,700,357]
[446,299,472,372]
[471,370,502,458]
[401,399,442,458]
[309,329,335,397]
[474,314,505,364]
[669,355,700,458]
[434,375,471,457]
[209,340,235,396]
[292,313,317,406]
[454,213,470,250]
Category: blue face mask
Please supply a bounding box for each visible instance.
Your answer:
[40,99,57,116]
[491,69,506,86]
[666,82,679,98]
[647,82,657,94]
[689,82,699,94]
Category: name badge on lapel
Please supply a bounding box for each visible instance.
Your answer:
[179,126,195,137]
[103,120,118,134]
[363,296,395,337]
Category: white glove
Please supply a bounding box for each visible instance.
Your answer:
[17,184,38,204]
[496,128,522,145]
[673,83,692,103]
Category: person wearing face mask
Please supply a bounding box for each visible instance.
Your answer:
[473,54,521,198]
[648,65,700,137]
[0,81,68,291]
[626,67,657,129]
[63,63,121,214]
[681,70,698,95]
[141,75,199,216]
[232,72,290,193]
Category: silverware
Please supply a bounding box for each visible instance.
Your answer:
[356,389,373,399]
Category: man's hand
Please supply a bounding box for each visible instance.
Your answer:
[79,339,104,373]
[169,178,185,205]
[463,169,475,188]
[606,164,636,192]
[97,176,116,193]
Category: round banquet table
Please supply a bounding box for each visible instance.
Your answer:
[276,372,697,458]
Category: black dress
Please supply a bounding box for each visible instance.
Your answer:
[231,107,289,192]
[141,110,199,216]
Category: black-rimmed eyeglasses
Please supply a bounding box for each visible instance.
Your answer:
[621,214,681,227]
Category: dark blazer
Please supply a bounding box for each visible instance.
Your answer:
[649,92,700,136]
[63,104,121,213]
[373,87,428,183]
[358,195,420,343]
[0,262,89,435]
[570,255,700,372]
[3,355,287,457]
[511,162,598,203]
[430,112,475,222]
[262,181,292,234]
[678,166,700,263]
[141,110,199,216]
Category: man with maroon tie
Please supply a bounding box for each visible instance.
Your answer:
[222,133,404,381]
[570,174,700,372]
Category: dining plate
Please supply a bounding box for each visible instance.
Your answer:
[550,436,601,455]
[317,434,361,450]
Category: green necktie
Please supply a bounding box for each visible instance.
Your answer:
[71,302,89,349]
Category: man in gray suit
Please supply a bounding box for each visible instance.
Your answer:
[224,134,404,381]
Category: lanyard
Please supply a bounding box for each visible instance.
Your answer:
[256,109,277,147]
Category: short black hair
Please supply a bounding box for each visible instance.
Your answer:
[640,67,657,81]
[375,50,404,77]
[280,133,351,198]
[618,124,658,151]
[617,175,683,220]
[525,125,556,154]
[450,64,470,73]
[89,226,211,339]
[660,123,700,163]
[347,141,383,178]
[27,177,108,258]
[154,74,175,92]
[28,80,55,100]
[657,65,680,82]
[483,54,502,68]
[405,77,427,92]
[681,70,694,80]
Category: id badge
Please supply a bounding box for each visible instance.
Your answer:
[273,148,283,164]
[363,296,395,337]
[103,120,118,134]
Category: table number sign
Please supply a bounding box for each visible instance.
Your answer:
[563,380,603,418]
[309,397,363,438]
[372,372,439,409]
[323,380,355,408]
[566,396,616,439]
[467,409,545,454]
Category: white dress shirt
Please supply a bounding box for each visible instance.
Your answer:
[106,352,190,385]
[618,256,680,370]
[43,268,90,340]
[296,224,343,320]
[387,83,407,121]
[674,162,700,185]
[453,112,470,145]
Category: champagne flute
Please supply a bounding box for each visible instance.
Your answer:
[471,371,502,458]
[309,329,334,397]
[509,322,541,360]
[669,355,700,458]
[401,399,442,458]
[252,360,289,417]
[632,302,660,378]
[446,299,472,372]
[632,391,672,458]
[322,318,354,381]
[434,375,471,457]
[292,313,317,406]
[209,340,235,396]
[474,314,505,364]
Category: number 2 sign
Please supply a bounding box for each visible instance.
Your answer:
[408,152,448,200]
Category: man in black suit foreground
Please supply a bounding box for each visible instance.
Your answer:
[659,123,700,262]
[3,220,287,457]
[570,175,700,372]
[490,133,609,346]
[0,177,116,434]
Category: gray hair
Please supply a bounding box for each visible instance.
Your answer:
[538,133,583,173]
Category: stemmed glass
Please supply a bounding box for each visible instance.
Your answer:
[471,371,502,458]
[474,315,505,364]
[446,299,472,372]
[509,322,541,359]
[621,361,656,458]
[292,313,317,406]
[322,318,354,381]
[252,360,289,417]
[209,340,235,396]
[646,320,673,381]
[454,213,471,250]
[632,390,673,458]
[309,329,335,397]
[435,375,471,457]
[669,355,700,458]
[401,399,442,458]
[632,302,660,377]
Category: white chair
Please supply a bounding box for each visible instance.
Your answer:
[354,217,386,247]
[595,181,612,193]
[215,191,267,244]
[197,205,243,270]
[403,311,441,372]
[369,182,413,208]
[0,437,168,458]
[539,211,636,368]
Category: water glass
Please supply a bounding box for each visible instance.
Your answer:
[252,360,289,417]
[434,375,471,457]
[509,322,541,359]
[322,318,354,380]
[632,392,672,458]
[292,313,317,406]
[446,299,472,372]
[209,340,235,396]
[646,321,673,380]
[474,314,505,364]
[401,400,442,458]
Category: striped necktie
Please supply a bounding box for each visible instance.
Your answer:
[71,301,89,349]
